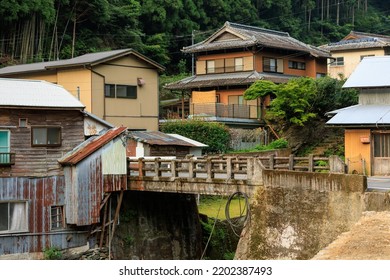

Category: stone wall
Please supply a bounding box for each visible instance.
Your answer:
[111,191,203,260]
[235,171,367,260]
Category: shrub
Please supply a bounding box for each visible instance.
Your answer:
[43,247,63,260]
[160,120,230,153]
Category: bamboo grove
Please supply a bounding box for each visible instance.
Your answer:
[0,0,389,73]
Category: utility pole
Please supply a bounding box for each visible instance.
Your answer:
[191,30,195,76]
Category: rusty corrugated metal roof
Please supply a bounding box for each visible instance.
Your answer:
[128,131,200,147]
[59,126,127,165]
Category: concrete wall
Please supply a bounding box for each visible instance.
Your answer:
[235,170,366,260]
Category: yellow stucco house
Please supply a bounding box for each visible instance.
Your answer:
[320,31,390,79]
[0,49,165,130]
[327,56,390,176]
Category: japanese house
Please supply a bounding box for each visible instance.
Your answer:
[165,21,330,128]
[326,56,390,176]
[0,49,165,130]
[320,31,390,79]
[0,78,127,257]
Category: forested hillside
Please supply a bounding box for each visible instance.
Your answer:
[0,0,389,73]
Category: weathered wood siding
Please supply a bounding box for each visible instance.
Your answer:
[359,88,390,105]
[0,176,90,255]
[0,109,84,177]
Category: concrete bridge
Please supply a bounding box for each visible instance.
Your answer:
[127,154,347,196]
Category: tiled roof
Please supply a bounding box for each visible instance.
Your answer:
[128,131,206,147]
[183,22,330,58]
[0,78,84,109]
[319,31,390,51]
[164,71,297,90]
[59,126,127,165]
[0,49,164,76]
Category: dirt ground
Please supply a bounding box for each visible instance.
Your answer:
[313,211,390,260]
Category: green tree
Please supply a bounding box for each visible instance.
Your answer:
[244,80,278,100]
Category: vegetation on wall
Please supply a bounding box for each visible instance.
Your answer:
[160,119,230,154]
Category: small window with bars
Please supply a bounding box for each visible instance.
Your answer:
[51,205,65,230]
[374,133,390,157]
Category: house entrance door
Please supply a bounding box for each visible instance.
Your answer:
[373,132,390,176]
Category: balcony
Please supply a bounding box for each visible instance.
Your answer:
[191,103,259,120]
[0,153,16,166]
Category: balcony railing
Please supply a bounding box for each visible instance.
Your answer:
[0,153,16,166]
[191,103,259,119]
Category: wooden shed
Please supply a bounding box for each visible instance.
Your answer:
[127,131,208,158]
[59,126,127,226]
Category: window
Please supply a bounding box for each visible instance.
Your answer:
[330,57,344,66]
[374,133,390,157]
[263,57,277,72]
[316,73,326,78]
[51,206,65,230]
[105,84,137,99]
[235,57,243,71]
[32,127,61,146]
[0,202,28,232]
[0,130,10,164]
[19,118,28,128]
[206,60,215,73]
[288,60,306,70]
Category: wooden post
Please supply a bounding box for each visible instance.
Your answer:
[269,154,274,170]
[110,190,124,247]
[308,154,314,172]
[226,157,232,179]
[188,158,194,178]
[289,154,294,170]
[99,198,109,248]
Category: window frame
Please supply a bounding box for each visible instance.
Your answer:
[234,57,244,71]
[263,57,277,72]
[104,84,137,99]
[374,133,390,158]
[330,57,344,66]
[0,130,11,165]
[206,60,215,74]
[31,126,62,147]
[288,60,306,70]
[50,205,65,231]
[0,201,29,233]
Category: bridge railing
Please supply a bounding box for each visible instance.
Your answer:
[128,156,253,180]
[128,154,346,181]
[257,154,346,173]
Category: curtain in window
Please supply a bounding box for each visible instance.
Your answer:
[10,203,27,231]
